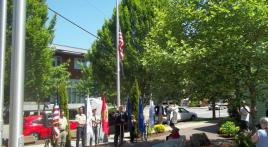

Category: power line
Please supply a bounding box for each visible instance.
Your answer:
[48,7,99,39]
[85,0,108,18]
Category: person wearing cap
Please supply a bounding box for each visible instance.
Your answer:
[237,100,250,131]
[251,117,268,147]
[90,108,100,145]
[58,110,68,147]
[76,107,86,147]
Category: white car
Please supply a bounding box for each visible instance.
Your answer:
[170,107,197,123]
[208,103,227,110]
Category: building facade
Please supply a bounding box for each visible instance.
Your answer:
[51,44,88,104]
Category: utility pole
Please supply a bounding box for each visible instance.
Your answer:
[9,0,26,146]
[0,0,7,145]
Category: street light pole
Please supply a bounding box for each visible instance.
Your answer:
[9,0,26,146]
[0,0,7,145]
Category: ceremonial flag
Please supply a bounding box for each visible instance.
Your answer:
[101,96,109,135]
[118,30,124,60]
[52,103,60,138]
[138,96,145,133]
[86,97,94,146]
[149,100,155,126]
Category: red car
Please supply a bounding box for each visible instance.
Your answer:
[23,115,78,140]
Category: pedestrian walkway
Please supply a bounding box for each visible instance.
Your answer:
[25,120,225,147]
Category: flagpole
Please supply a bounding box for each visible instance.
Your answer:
[9,0,26,146]
[116,0,120,108]
[0,0,7,145]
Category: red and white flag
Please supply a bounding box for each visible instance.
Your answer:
[118,30,124,60]
[52,104,60,138]
[101,96,109,135]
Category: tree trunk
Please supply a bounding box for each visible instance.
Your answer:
[248,83,257,131]
[37,98,41,115]
[212,98,216,119]
[234,78,241,122]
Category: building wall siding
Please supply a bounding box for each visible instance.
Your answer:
[54,52,83,79]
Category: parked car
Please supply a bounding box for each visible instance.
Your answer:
[169,107,197,123]
[23,114,78,140]
[208,102,227,110]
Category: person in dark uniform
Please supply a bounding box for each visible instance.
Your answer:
[114,106,128,147]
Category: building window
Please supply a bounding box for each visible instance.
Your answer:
[53,56,62,66]
[74,58,85,70]
[67,80,85,104]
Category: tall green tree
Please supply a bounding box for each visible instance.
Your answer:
[142,0,268,121]
[24,0,56,111]
[58,82,71,147]
[5,0,58,112]
[76,64,95,97]
[129,79,140,133]
[89,0,168,104]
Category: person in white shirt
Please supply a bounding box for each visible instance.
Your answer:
[58,110,68,147]
[76,107,86,147]
[238,100,250,131]
[90,108,100,145]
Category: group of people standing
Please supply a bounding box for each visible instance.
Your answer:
[155,104,177,125]
[51,106,101,147]
[75,106,101,147]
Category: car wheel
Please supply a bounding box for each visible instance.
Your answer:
[30,133,40,140]
[190,115,196,120]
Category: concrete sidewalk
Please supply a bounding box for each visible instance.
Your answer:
[25,121,222,147]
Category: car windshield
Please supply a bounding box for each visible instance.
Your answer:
[32,118,43,124]
[179,108,188,113]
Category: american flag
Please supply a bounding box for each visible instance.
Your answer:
[52,104,60,138]
[118,30,124,60]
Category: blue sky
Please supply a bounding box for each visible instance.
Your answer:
[46,0,116,49]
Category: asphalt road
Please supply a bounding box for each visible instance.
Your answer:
[185,106,229,119]
[143,106,229,121]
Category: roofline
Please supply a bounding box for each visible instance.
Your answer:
[51,44,88,55]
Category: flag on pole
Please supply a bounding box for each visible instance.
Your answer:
[52,103,60,139]
[149,100,155,126]
[101,96,109,135]
[86,97,94,146]
[127,97,132,129]
[138,96,145,133]
[118,29,124,60]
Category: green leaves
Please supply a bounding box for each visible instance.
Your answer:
[89,0,167,101]
[142,0,268,110]
[75,64,95,97]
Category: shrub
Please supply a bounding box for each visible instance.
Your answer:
[235,132,255,147]
[219,121,240,137]
[154,124,165,133]
[219,118,237,126]
[147,126,154,135]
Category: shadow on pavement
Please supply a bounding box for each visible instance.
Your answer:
[193,123,219,134]
[99,139,165,147]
